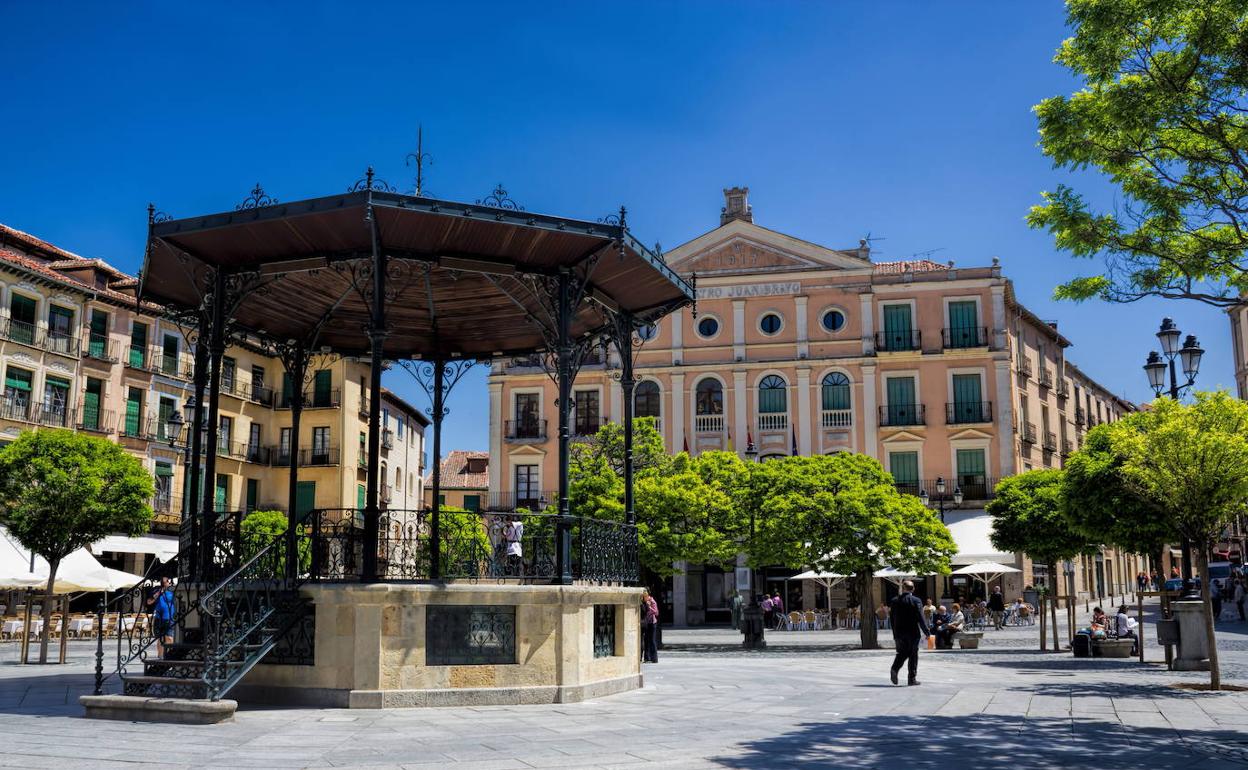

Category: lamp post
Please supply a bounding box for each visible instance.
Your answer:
[740,440,766,648]
[1142,318,1204,595]
[743,441,760,604]
[919,476,962,524]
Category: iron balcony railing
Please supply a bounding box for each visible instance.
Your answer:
[1043,430,1058,452]
[875,329,921,353]
[0,319,78,356]
[270,446,340,467]
[896,477,1000,501]
[879,403,925,427]
[1075,407,1087,425]
[276,388,341,409]
[505,419,547,441]
[1056,380,1070,398]
[0,318,38,347]
[945,401,992,424]
[249,383,274,407]
[942,326,988,349]
[1038,368,1053,388]
[359,395,370,418]
[0,397,32,423]
[31,401,73,428]
[126,345,148,370]
[82,335,119,363]
[1020,422,1037,444]
[77,406,115,434]
[152,491,173,514]
[1061,438,1074,456]
[1017,357,1033,378]
[382,429,394,449]
[153,351,188,379]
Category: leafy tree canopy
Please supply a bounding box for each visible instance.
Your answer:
[987,469,1092,563]
[1029,0,1248,307]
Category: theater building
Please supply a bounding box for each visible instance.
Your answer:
[489,188,1141,625]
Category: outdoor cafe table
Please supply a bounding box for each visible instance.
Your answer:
[2,619,43,636]
[67,617,93,636]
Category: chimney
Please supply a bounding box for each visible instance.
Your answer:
[720,186,752,226]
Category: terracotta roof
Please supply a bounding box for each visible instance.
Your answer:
[425,450,489,489]
[0,248,96,293]
[873,259,949,274]
[0,223,88,262]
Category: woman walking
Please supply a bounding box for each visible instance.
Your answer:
[641,589,659,663]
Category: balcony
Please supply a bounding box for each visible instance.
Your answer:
[271,447,340,467]
[154,351,188,379]
[249,383,274,407]
[31,402,73,428]
[359,395,370,418]
[1020,422,1037,444]
[1061,438,1073,456]
[945,401,993,424]
[879,403,925,427]
[82,335,119,364]
[942,326,988,349]
[382,429,394,449]
[695,413,724,433]
[1075,407,1086,425]
[245,443,271,464]
[484,490,557,511]
[0,320,77,356]
[125,345,149,371]
[276,388,341,409]
[875,330,921,353]
[1017,357,1032,378]
[0,397,32,423]
[1043,430,1058,452]
[1038,368,1053,389]
[821,409,853,428]
[77,407,115,434]
[896,477,1000,501]
[758,412,788,432]
[505,419,547,441]
[1055,380,1070,398]
[380,484,392,504]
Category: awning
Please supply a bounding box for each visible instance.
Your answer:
[91,534,179,562]
[1,525,143,593]
[944,509,1013,566]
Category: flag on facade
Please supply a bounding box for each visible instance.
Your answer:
[726,427,734,451]
[682,436,689,453]
[792,425,798,455]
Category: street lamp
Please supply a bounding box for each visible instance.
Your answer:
[741,440,760,607]
[920,476,962,523]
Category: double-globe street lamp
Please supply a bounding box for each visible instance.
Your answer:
[919,476,962,524]
[1142,317,1204,594]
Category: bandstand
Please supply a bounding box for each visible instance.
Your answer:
[85,176,692,716]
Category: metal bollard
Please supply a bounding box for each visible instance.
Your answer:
[93,595,105,695]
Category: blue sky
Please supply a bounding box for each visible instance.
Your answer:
[0,2,1235,458]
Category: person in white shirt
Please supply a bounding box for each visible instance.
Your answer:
[502,516,524,576]
[1114,605,1138,654]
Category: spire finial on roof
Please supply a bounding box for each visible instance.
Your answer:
[720,186,752,225]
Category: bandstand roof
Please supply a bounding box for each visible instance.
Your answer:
[139,189,693,358]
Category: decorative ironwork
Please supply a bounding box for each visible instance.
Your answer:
[397,358,482,421]
[348,166,396,193]
[263,608,315,665]
[597,206,627,228]
[405,124,433,196]
[593,604,617,658]
[147,203,172,224]
[476,184,524,211]
[426,605,517,666]
[236,183,278,210]
[577,518,640,584]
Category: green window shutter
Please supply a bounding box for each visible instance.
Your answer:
[9,295,35,324]
[155,462,174,477]
[357,485,366,509]
[464,495,481,512]
[82,382,101,429]
[215,474,229,512]
[296,481,316,517]
[282,372,293,405]
[882,304,912,349]
[758,376,787,413]
[129,324,148,368]
[313,370,331,406]
[952,374,982,421]
[246,479,259,511]
[886,377,915,423]
[948,301,977,330]
[44,375,70,390]
[5,368,32,391]
[889,451,919,485]
[125,387,142,435]
[956,449,987,497]
[822,374,850,410]
[89,311,108,357]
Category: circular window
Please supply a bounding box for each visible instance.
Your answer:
[697,316,720,338]
[760,312,783,335]
[636,324,657,341]
[821,309,846,332]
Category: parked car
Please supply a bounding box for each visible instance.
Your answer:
[1163,576,1202,592]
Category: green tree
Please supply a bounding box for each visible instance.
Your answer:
[746,453,955,650]
[1065,393,1248,689]
[987,470,1093,651]
[1029,0,1248,307]
[240,509,311,574]
[0,430,153,663]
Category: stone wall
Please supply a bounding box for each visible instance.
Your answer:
[240,583,642,708]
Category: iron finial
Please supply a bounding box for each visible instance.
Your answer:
[406,124,433,196]
[237,183,278,210]
[349,166,395,193]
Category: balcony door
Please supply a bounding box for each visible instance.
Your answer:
[951,374,982,423]
[885,376,917,424]
[882,304,913,350]
[956,449,987,498]
[947,301,979,347]
[514,393,540,437]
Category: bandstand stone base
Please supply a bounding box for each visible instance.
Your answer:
[239,582,643,708]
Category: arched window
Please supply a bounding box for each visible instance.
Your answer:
[695,378,723,415]
[395,467,402,491]
[822,372,851,410]
[634,381,661,420]
[758,375,787,414]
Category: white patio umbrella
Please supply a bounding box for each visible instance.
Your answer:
[951,560,1021,593]
[792,568,848,614]
[1,525,143,593]
[874,567,917,586]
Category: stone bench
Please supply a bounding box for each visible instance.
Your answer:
[956,631,984,649]
[1092,638,1135,658]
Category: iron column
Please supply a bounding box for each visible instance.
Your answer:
[362,217,386,583]
[555,269,573,583]
[200,270,226,579]
[430,359,445,579]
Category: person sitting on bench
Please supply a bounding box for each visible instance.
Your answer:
[938,603,966,649]
[1113,605,1138,655]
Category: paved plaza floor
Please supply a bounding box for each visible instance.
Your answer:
[0,608,1246,769]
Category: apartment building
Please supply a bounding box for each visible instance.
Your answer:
[0,223,427,546]
[489,188,1141,625]
[423,450,490,511]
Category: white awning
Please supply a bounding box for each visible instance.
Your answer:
[91,534,179,562]
[944,509,1013,566]
[1,525,143,593]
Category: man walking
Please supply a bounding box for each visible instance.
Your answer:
[988,586,1006,630]
[888,580,930,686]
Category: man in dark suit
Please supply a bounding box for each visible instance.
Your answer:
[888,580,930,686]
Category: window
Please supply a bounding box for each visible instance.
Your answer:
[574,390,600,435]
[950,374,984,423]
[881,304,915,351]
[467,457,488,474]
[82,378,103,431]
[46,305,74,353]
[516,464,540,509]
[162,334,180,375]
[821,309,846,332]
[758,375,787,413]
[124,387,143,437]
[889,451,919,494]
[158,396,177,442]
[464,494,481,512]
[246,479,259,512]
[696,316,720,339]
[397,416,404,438]
[214,474,229,513]
[41,375,70,425]
[358,431,367,467]
[3,367,32,420]
[313,370,332,407]
[251,365,266,397]
[885,376,919,425]
[222,356,236,392]
[312,427,330,464]
[695,378,723,415]
[514,392,541,438]
[956,449,987,497]
[279,427,292,464]
[634,381,661,422]
[759,313,782,335]
[282,372,294,407]
[821,373,851,410]
[88,310,109,358]
[248,423,262,461]
[154,462,173,512]
[129,323,148,368]
[946,301,980,348]
[8,295,36,345]
[637,324,657,341]
[219,415,233,454]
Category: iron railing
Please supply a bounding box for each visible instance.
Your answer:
[1061,438,1074,455]
[1020,422,1037,444]
[1075,407,1086,425]
[876,329,921,352]
[896,477,999,501]
[382,429,394,449]
[77,406,115,434]
[276,388,341,409]
[1043,430,1058,451]
[879,403,925,427]
[270,447,340,467]
[0,397,31,423]
[1017,357,1033,378]
[82,335,119,363]
[31,401,73,428]
[1038,368,1053,388]
[942,326,987,349]
[484,490,556,511]
[505,419,547,440]
[945,401,992,424]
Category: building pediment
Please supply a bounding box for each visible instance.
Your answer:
[507,444,547,458]
[665,220,871,277]
[881,429,926,443]
[947,427,994,441]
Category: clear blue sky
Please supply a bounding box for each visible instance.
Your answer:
[0,2,1235,459]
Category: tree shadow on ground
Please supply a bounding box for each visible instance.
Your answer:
[710,713,1245,769]
[664,644,868,655]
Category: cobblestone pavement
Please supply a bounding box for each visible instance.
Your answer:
[0,606,1245,769]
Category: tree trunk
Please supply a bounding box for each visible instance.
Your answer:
[1039,595,1046,652]
[38,558,58,665]
[858,571,878,650]
[1195,548,1220,690]
[1050,580,1061,651]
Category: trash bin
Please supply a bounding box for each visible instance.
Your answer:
[1072,632,1091,658]
[741,605,766,650]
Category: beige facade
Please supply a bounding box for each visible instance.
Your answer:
[0,223,427,548]
[1231,305,1248,399]
[489,190,1143,623]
